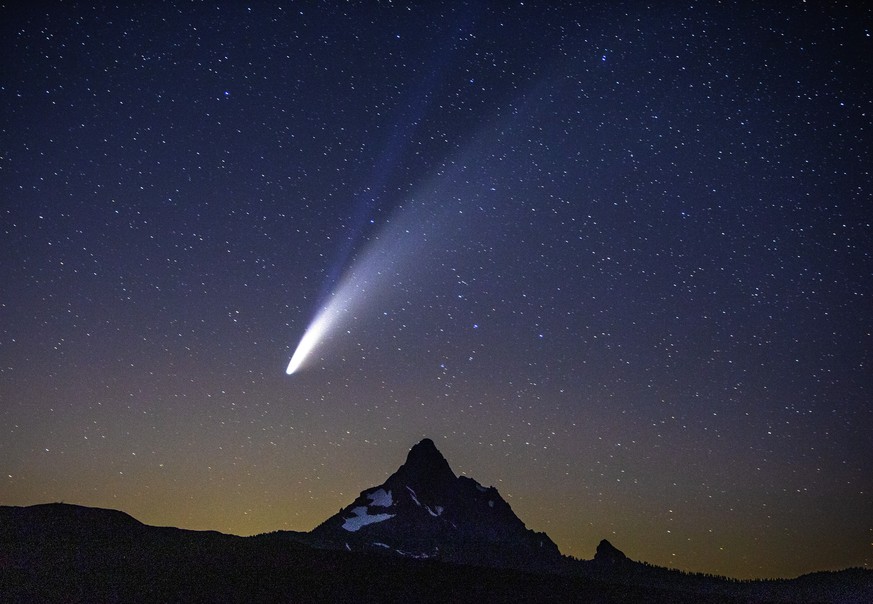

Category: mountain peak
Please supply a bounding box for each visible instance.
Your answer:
[406,438,451,468]
[388,438,456,492]
[411,437,439,453]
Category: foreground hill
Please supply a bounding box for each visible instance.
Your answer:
[0,503,726,603]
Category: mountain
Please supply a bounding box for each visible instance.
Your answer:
[307,438,562,570]
[3,439,872,602]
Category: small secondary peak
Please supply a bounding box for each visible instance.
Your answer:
[595,539,628,563]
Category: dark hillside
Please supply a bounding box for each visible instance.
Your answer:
[1,503,747,603]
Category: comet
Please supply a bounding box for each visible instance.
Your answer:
[284,226,402,376]
[283,14,489,376]
[285,310,333,375]
[285,271,363,376]
[284,193,439,376]
[284,148,502,376]
[285,57,530,376]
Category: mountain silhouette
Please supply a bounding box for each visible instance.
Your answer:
[308,438,561,569]
[2,438,872,602]
[595,539,629,565]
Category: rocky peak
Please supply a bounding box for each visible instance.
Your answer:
[386,438,456,494]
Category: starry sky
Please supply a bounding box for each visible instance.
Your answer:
[2,1,871,580]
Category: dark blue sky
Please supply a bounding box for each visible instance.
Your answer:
[2,1,871,578]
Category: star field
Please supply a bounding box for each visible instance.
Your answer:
[1,2,871,579]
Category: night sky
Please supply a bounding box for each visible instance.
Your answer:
[2,1,871,580]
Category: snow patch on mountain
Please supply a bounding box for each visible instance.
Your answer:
[396,548,432,559]
[367,488,393,507]
[341,506,395,532]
